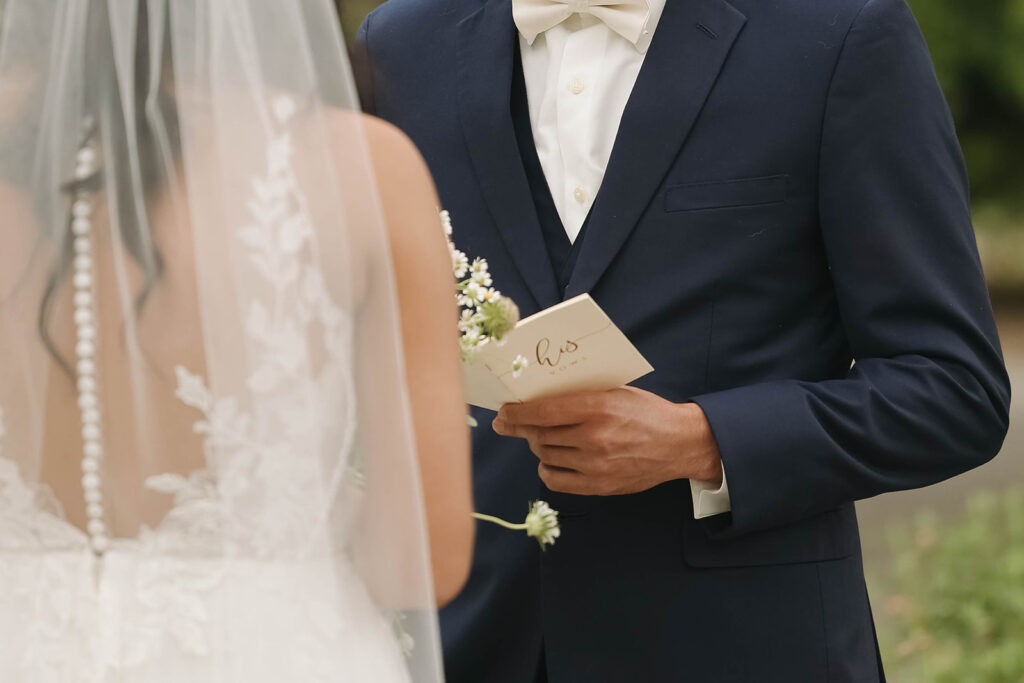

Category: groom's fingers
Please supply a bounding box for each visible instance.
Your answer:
[531,425,586,448]
[538,464,593,495]
[492,419,590,454]
[531,444,580,469]
[498,392,600,427]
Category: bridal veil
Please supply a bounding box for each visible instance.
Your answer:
[0,0,443,679]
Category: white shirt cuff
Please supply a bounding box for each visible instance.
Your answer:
[689,466,731,519]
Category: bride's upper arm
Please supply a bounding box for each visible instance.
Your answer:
[359,114,474,605]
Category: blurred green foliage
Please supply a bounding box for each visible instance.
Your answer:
[875,488,1024,682]
[908,0,1024,213]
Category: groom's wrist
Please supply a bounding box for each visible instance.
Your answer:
[672,402,723,485]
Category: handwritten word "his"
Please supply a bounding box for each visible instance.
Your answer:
[535,337,579,367]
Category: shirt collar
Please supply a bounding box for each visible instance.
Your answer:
[635,0,666,54]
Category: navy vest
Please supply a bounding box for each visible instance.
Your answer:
[510,48,590,297]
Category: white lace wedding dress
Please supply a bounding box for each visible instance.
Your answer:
[0,411,413,682]
[0,353,415,682]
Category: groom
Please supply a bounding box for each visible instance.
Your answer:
[357,0,1010,680]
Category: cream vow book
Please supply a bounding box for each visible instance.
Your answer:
[463,294,654,411]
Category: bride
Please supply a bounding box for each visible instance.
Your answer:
[0,0,472,680]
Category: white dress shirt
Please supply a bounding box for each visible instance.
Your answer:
[516,0,731,518]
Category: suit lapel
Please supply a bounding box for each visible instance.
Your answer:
[564,0,747,299]
[456,0,562,311]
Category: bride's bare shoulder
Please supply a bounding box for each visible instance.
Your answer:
[322,109,433,191]
[360,113,441,240]
[321,110,442,263]
[362,114,435,197]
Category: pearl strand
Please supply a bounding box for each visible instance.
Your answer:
[71,143,109,556]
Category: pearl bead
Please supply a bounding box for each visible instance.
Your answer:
[84,488,102,504]
[86,503,104,519]
[81,472,101,491]
[77,391,97,410]
[81,408,100,426]
[72,198,93,217]
[91,535,109,554]
[74,291,93,307]
[74,254,92,272]
[73,271,92,289]
[74,308,93,326]
[77,376,96,394]
[75,339,95,358]
[87,519,106,536]
[71,218,91,236]
[77,358,96,376]
[82,424,100,441]
[77,324,96,341]
[74,236,91,253]
[81,457,99,474]
[83,441,103,459]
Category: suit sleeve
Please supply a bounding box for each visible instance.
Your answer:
[691,0,1011,537]
[353,13,377,115]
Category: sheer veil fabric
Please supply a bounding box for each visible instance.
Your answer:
[0,0,442,680]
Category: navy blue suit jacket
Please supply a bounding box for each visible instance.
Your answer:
[356,0,1011,680]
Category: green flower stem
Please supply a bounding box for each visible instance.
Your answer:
[472,512,527,531]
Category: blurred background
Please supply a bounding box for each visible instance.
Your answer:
[337,1,1024,680]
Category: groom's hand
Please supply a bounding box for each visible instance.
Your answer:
[492,387,722,496]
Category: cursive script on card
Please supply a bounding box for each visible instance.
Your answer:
[536,337,580,367]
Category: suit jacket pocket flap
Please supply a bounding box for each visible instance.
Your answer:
[681,505,859,568]
[665,175,788,212]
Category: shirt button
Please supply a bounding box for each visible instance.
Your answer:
[573,187,587,203]
[568,78,585,95]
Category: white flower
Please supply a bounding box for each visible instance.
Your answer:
[524,500,561,550]
[470,268,492,287]
[469,257,489,278]
[440,210,454,237]
[464,281,485,302]
[472,500,562,551]
[511,354,529,378]
[458,312,481,335]
[451,250,469,279]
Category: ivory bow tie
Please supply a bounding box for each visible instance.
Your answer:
[513,0,652,48]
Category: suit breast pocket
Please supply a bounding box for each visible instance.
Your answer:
[664,175,788,213]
